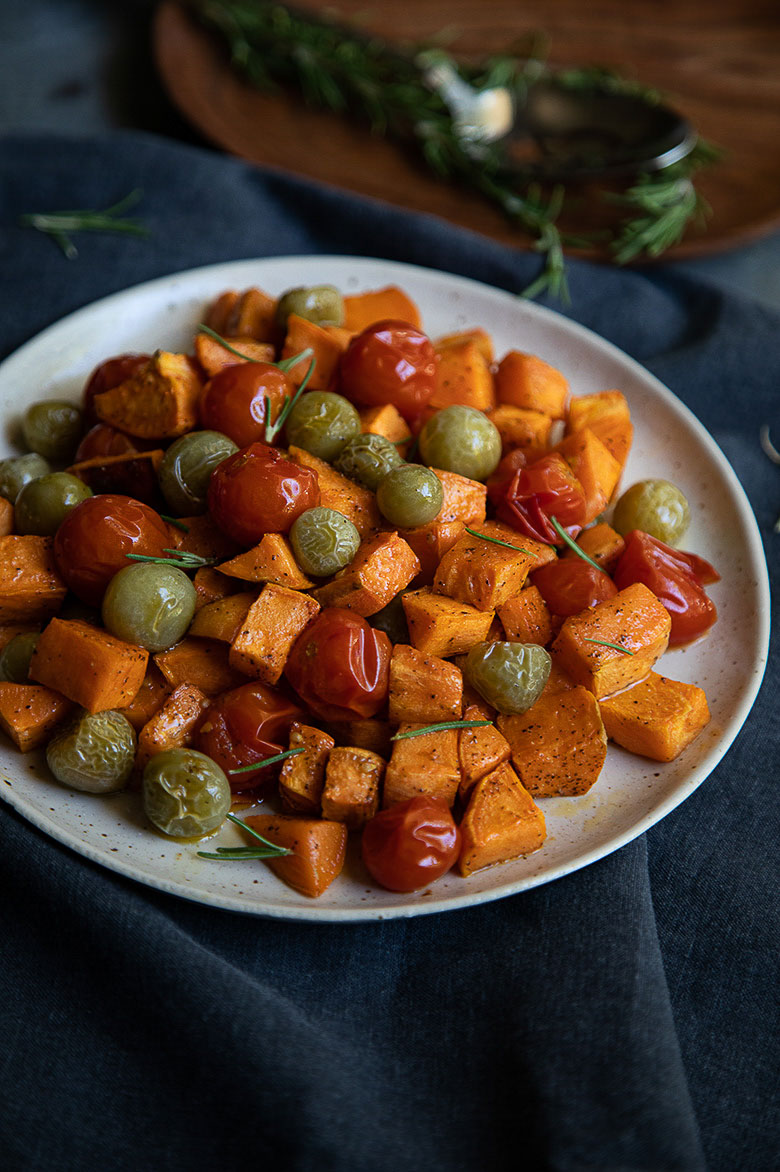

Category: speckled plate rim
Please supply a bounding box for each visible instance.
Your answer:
[0,255,771,921]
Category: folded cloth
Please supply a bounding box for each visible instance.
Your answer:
[1,131,777,1172]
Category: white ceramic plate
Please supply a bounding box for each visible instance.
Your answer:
[0,256,770,921]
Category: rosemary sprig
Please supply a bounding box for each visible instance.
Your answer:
[392,720,492,741]
[228,746,306,774]
[465,526,532,555]
[160,515,190,532]
[549,516,602,570]
[197,811,292,860]
[19,189,148,259]
[126,548,217,569]
[584,637,634,655]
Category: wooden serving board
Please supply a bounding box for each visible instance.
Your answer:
[153,0,780,261]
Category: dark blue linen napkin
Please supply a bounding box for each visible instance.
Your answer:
[0,131,777,1172]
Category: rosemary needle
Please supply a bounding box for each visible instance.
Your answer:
[392,720,492,741]
[228,747,306,774]
[583,638,634,655]
[197,812,292,860]
[465,527,532,555]
[549,516,602,571]
[19,188,148,259]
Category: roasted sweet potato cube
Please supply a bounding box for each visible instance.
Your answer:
[221,287,277,341]
[217,533,315,589]
[117,663,172,731]
[434,327,493,364]
[487,404,553,454]
[321,745,385,828]
[497,586,553,646]
[556,428,622,523]
[327,719,393,758]
[599,671,711,761]
[497,686,607,797]
[229,584,320,684]
[189,592,257,643]
[93,350,202,439]
[458,761,546,875]
[566,389,630,432]
[494,351,569,418]
[192,567,244,609]
[154,637,246,695]
[0,536,67,623]
[402,588,494,658]
[428,338,496,413]
[281,315,351,390]
[433,526,538,612]
[383,725,460,808]
[359,403,412,455]
[30,618,148,713]
[551,582,671,699]
[135,683,211,773]
[342,285,421,332]
[288,445,381,537]
[458,704,511,799]
[242,814,348,897]
[311,532,420,616]
[279,721,335,813]
[587,412,633,469]
[399,520,465,583]
[168,514,240,562]
[388,643,463,724]
[0,682,74,751]
[566,522,625,572]
[432,468,487,526]
[194,332,275,376]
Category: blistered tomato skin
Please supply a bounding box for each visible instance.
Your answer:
[361,797,461,892]
[53,494,170,606]
[338,320,437,421]
[496,453,586,544]
[532,557,618,616]
[284,608,392,722]
[613,530,719,646]
[194,681,304,792]
[82,354,150,425]
[199,363,292,448]
[207,443,320,544]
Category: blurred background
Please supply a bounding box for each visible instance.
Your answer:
[3,0,780,311]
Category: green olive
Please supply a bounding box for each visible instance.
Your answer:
[0,632,40,682]
[158,430,237,515]
[21,400,83,462]
[376,465,443,528]
[333,432,404,491]
[464,642,551,715]
[369,594,409,645]
[289,506,361,577]
[275,285,344,330]
[46,709,136,793]
[285,391,361,461]
[418,405,502,481]
[143,748,231,838]
[14,472,93,535]
[102,562,197,652]
[612,479,691,545]
[0,452,51,502]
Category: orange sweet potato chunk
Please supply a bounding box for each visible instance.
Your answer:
[429,339,496,413]
[288,445,381,537]
[566,523,625,572]
[229,584,320,684]
[136,682,211,773]
[281,314,351,390]
[458,704,511,798]
[194,332,275,376]
[342,285,421,332]
[399,519,465,583]
[487,404,553,454]
[93,351,203,439]
[383,725,460,809]
[556,428,622,523]
[432,468,487,526]
[599,671,711,761]
[388,643,463,725]
[0,682,75,751]
[402,588,494,658]
[242,813,348,897]
[312,531,420,617]
[433,526,539,612]
[218,287,277,342]
[359,403,412,455]
[494,352,569,418]
[321,745,385,828]
[498,686,608,797]
[279,721,335,814]
[458,761,546,875]
[217,533,315,589]
[29,618,148,713]
[154,637,246,695]
[434,327,493,364]
[117,662,173,731]
[0,535,67,623]
[189,592,257,643]
[497,585,553,646]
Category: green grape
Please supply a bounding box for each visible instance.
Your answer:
[22,400,83,462]
[369,594,409,645]
[418,405,502,481]
[275,285,344,330]
[0,453,51,502]
[464,642,551,715]
[14,472,92,535]
[289,506,361,576]
[143,748,231,838]
[46,709,136,793]
[158,430,237,515]
[0,632,40,682]
[333,432,404,491]
[101,562,197,652]
[612,479,691,545]
[376,465,443,528]
[285,391,361,461]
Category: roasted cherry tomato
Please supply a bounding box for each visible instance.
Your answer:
[53,494,170,605]
[199,362,292,448]
[496,452,587,544]
[82,354,150,426]
[207,443,320,545]
[532,557,618,616]
[486,448,527,507]
[74,424,140,463]
[338,320,437,422]
[361,796,461,892]
[194,681,304,792]
[284,608,391,722]
[613,529,720,646]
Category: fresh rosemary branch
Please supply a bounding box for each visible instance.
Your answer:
[197,811,292,860]
[19,189,148,259]
[126,548,218,569]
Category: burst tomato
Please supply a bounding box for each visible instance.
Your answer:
[53,494,170,605]
[82,354,150,426]
[74,424,140,462]
[194,681,304,792]
[199,362,292,448]
[338,320,437,422]
[532,557,618,616]
[612,529,720,645]
[284,608,391,722]
[496,452,587,544]
[207,443,320,544]
[361,797,461,892]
